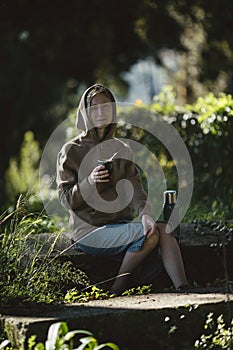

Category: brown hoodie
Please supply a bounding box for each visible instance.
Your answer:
[56,84,152,242]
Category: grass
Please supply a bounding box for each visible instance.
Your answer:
[0,195,89,305]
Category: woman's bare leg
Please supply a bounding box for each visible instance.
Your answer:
[110,231,159,294]
[157,222,187,289]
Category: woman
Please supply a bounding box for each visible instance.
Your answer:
[57,83,187,295]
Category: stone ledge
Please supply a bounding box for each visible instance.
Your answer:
[25,222,233,259]
[1,291,232,349]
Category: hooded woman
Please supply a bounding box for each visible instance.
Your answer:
[57,84,187,295]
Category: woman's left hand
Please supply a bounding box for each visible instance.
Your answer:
[141,214,156,237]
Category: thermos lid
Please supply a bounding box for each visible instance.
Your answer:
[163,190,177,205]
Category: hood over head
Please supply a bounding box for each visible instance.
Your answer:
[76,84,117,140]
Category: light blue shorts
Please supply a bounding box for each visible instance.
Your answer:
[75,222,146,257]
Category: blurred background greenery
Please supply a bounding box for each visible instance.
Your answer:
[1,0,233,219]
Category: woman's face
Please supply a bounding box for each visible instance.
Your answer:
[89,93,113,129]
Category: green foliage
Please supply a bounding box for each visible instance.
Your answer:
[64,283,153,303]
[151,85,184,115]
[65,286,114,303]
[18,213,58,235]
[5,131,41,204]
[121,284,152,296]
[183,200,232,223]
[194,313,233,349]
[179,92,233,210]
[0,321,120,350]
[0,196,89,305]
[186,92,233,135]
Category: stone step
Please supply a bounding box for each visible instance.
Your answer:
[25,222,233,258]
[1,291,232,349]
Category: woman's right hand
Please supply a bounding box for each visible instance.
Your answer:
[88,165,110,185]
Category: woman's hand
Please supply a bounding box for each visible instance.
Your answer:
[141,214,157,237]
[88,165,110,185]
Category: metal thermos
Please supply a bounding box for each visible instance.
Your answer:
[163,190,180,240]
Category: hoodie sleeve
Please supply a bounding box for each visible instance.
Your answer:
[124,146,152,219]
[56,143,94,210]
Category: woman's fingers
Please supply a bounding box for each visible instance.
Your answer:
[91,165,110,183]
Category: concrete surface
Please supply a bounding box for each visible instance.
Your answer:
[1,290,232,349]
